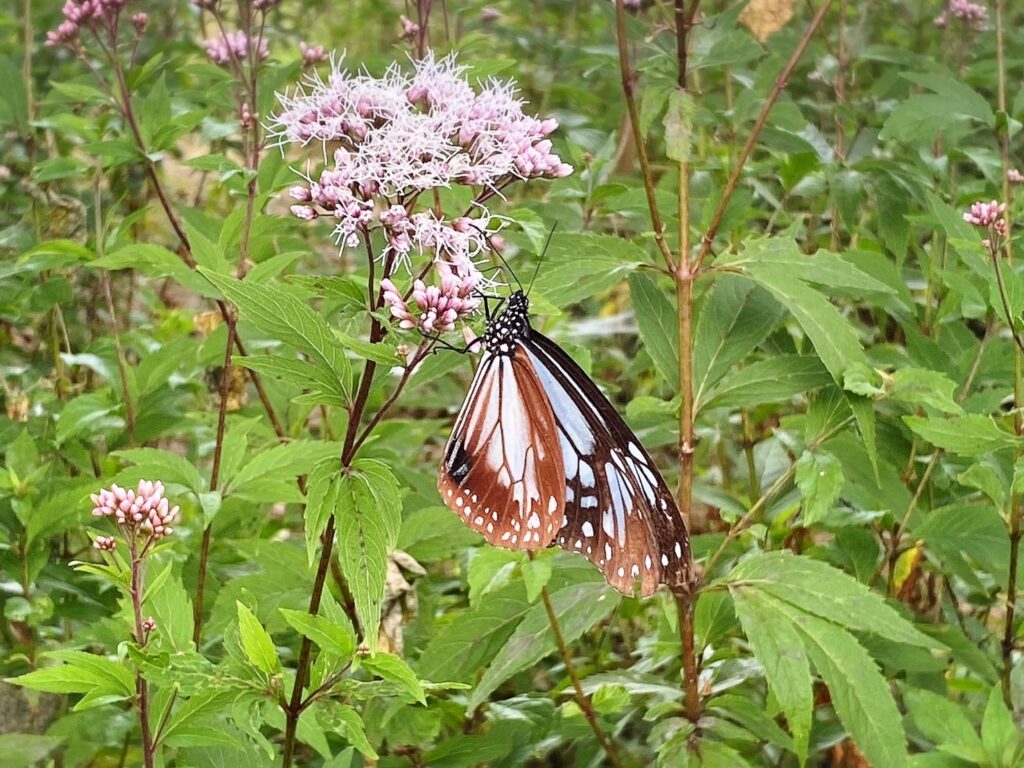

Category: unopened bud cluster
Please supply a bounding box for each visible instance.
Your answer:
[91,480,179,540]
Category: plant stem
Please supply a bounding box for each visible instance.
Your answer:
[614,0,676,271]
[537,575,623,768]
[192,322,237,645]
[694,0,836,271]
[128,541,155,768]
[95,169,136,446]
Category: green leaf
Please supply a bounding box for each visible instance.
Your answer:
[333,331,400,366]
[911,503,1010,583]
[724,552,942,649]
[888,368,963,415]
[230,440,341,495]
[280,608,356,663]
[693,275,784,407]
[112,447,205,493]
[305,458,341,566]
[731,589,813,764]
[737,261,868,382]
[335,460,402,653]
[333,705,378,760]
[91,244,213,297]
[958,462,1006,510]
[56,390,121,446]
[236,601,281,677]
[795,450,844,526]
[7,650,133,697]
[592,683,631,714]
[699,355,830,412]
[900,73,994,125]
[629,273,679,389]
[531,233,649,308]
[771,597,909,768]
[521,556,553,603]
[903,687,982,751]
[360,653,427,705]
[468,581,619,711]
[0,735,63,768]
[416,583,531,683]
[200,269,350,401]
[146,576,195,653]
[981,685,1022,766]
[663,88,695,162]
[234,355,347,406]
[905,415,1022,457]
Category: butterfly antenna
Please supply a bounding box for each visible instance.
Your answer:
[526,222,558,297]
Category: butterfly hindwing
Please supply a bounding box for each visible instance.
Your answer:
[524,331,691,597]
[438,346,566,549]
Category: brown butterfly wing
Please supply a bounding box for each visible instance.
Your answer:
[438,346,565,549]
[524,331,691,597]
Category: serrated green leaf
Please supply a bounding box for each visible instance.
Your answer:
[724,552,942,649]
[731,590,812,764]
[200,269,351,402]
[361,653,426,705]
[903,687,982,751]
[334,705,378,759]
[911,503,1010,585]
[335,460,402,653]
[305,458,341,566]
[7,650,133,697]
[468,581,619,711]
[521,556,553,603]
[699,355,830,412]
[663,89,695,162]
[531,233,649,308]
[112,447,205,493]
[280,608,356,663]
[768,596,909,768]
[795,450,844,526]
[236,601,280,677]
[693,275,785,407]
[888,368,963,415]
[629,272,679,389]
[905,415,1022,456]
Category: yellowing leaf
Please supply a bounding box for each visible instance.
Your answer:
[739,0,796,42]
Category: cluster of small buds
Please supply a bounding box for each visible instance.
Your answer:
[240,102,255,129]
[93,535,117,551]
[300,41,326,67]
[935,0,988,28]
[964,200,1008,232]
[141,617,157,633]
[400,14,421,41]
[131,12,147,32]
[91,480,179,540]
[46,0,129,46]
[1009,169,1023,185]
[202,30,269,66]
[381,257,484,334]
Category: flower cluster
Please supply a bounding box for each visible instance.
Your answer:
[272,52,570,336]
[93,535,117,551]
[202,30,268,66]
[300,41,325,67]
[91,480,179,540]
[381,258,484,334]
[270,52,571,198]
[46,0,128,46]
[1009,169,1023,185]
[934,0,988,29]
[963,200,1007,233]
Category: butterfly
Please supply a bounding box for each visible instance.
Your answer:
[438,289,692,597]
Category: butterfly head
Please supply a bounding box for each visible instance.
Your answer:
[483,291,530,356]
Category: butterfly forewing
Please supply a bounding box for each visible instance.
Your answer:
[438,346,566,549]
[524,331,692,597]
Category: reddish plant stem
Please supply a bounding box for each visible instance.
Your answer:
[538,577,624,768]
[694,0,836,271]
[128,539,155,768]
[192,321,237,645]
[614,0,676,271]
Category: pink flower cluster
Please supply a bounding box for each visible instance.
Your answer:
[91,480,179,540]
[300,42,325,67]
[935,0,988,29]
[202,31,269,66]
[270,52,571,196]
[963,200,1008,235]
[1009,169,1023,185]
[46,0,128,46]
[381,257,484,334]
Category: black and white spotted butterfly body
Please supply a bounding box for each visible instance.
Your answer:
[439,290,691,596]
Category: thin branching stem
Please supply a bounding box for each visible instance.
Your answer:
[694,0,836,271]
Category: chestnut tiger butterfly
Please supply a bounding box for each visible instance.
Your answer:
[437,288,692,597]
